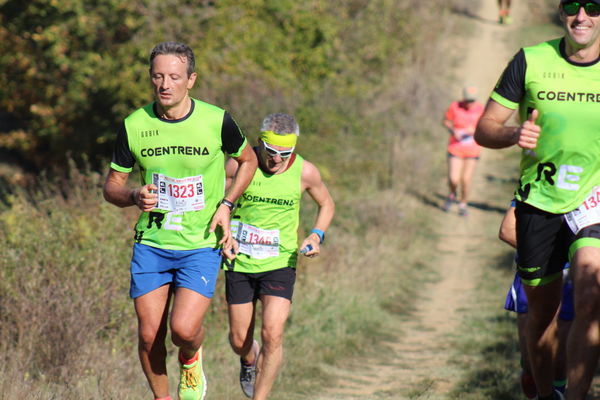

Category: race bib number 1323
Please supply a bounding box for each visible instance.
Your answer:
[152,173,205,212]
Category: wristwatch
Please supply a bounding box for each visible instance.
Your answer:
[220,198,236,211]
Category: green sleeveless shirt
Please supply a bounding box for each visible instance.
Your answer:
[491,38,600,213]
[110,99,246,250]
[228,153,303,273]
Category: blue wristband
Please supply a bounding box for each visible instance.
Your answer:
[310,228,325,244]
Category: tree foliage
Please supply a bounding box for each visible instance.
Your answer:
[0,0,145,168]
[0,0,423,173]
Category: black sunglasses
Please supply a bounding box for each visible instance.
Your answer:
[562,1,600,17]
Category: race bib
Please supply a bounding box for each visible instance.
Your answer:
[231,220,279,259]
[152,173,205,212]
[457,130,474,143]
[459,134,474,144]
[565,186,600,234]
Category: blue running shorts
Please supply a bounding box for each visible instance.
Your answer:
[504,266,574,321]
[130,243,221,299]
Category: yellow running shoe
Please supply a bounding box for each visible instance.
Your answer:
[178,349,206,400]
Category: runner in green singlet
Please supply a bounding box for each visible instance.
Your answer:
[221,113,335,400]
[103,42,257,400]
[475,2,600,399]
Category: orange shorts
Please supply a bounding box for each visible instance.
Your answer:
[447,142,481,159]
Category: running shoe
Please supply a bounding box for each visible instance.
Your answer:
[534,389,564,400]
[553,389,565,400]
[554,383,566,394]
[520,370,537,399]
[178,349,207,400]
[503,15,512,25]
[239,341,259,398]
[458,204,469,217]
[239,358,256,398]
[443,195,455,212]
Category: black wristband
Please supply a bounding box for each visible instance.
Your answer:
[220,198,235,211]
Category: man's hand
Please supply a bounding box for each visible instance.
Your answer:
[210,204,232,246]
[299,233,321,258]
[222,239,239,261]
[132,184,158,212]
[515,109,540,150]
[453,129,466,141]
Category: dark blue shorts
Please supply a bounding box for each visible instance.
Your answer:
[130,243,221,299]
[504,267,574,321]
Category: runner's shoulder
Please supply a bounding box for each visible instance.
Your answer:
[521,38,565,63]
[191,97,226,114]
[301,157,326,187]
[124,102,155,122]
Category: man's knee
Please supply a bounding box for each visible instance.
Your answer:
[170,321,203,345]
[138,326,166,354]
[574,250,600,274]
[229,329,252,353]
[573,251,600,313]
[574,276,600,316]
[261,326,284,349]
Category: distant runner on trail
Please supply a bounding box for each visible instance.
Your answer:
[222,113,335,400]
[498,0,513,24]
[103,41,257,400]
[499,202,573,398]
[442,85,484,216]
[475,2,600,398]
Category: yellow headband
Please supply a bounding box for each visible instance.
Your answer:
[260,130,297,147]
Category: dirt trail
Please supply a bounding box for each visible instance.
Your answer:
[317,1,526,399]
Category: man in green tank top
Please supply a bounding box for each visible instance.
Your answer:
[475,2,600,399]
[103,42,257,400]
[221,113,335,399]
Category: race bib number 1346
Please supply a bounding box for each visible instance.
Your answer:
[231,220,279,259]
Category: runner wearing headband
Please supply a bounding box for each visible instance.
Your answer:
[222,113,335,399]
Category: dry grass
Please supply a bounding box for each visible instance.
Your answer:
[0,0,470,399]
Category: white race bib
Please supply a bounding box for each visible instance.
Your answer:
[459,134,474,144]
[456,129,474,143]
[152,173,205,212]
[231,220,280,259]
[565,186,600,234]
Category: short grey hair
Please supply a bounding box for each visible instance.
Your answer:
[149,42,195,77]
[260,113,300,136]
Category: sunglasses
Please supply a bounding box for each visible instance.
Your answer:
[262,141,294,158]
[562,1,600,17]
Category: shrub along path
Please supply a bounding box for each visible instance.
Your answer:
[318,1,528,398]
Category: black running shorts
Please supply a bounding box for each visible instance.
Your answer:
[225,267,296,304]
[516,201,600,286]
